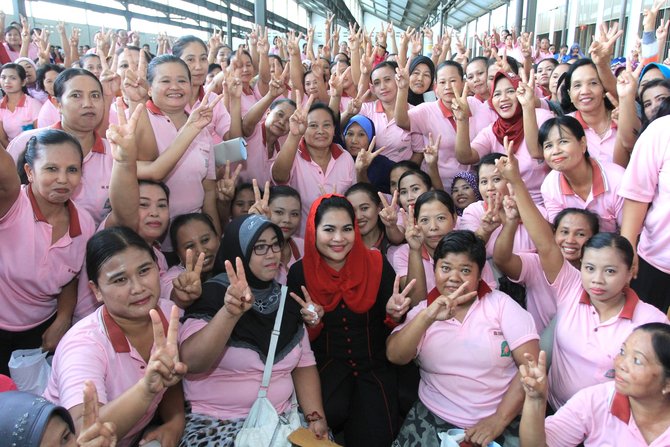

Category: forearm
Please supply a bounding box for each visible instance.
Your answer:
[227,96,243,139]
[272,134,300,183]
[181,310,240,373]
[108,159,140,230]
[202,182,221,235]
[492,221,522,280]
[522,108,542,159]
[157,384,185,433]
[620,199,649,249]
[519,397,548,447]
[328,93,342,118]
[386,311,431,364]
[455,120,480,164]
[137,125,201,181]
[495,372,525,426]
[596,61,618,98]
[384,223,405,244]
[242,93,274,137]
[406,249,428,305]
[394,88,411,130]
[55,278,77,324]
[292,366,326,418]
[425,159,444,190]
[258,53,271,96]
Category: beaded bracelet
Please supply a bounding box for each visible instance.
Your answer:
[305,411,324,423]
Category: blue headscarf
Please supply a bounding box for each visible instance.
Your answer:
[343,114,375,140]
[639,62,670,83]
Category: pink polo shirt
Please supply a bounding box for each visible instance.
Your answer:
[7,122,115,225]
[393,283,538,428]
[510,252,561,334]
[569,111,618,164]
[185,90,231,145]
[0,186,94,331]
[545,381,670,446]
[240,120,284,185]
[619,116,670,273]
[273,140,355,236]
[360,100,424,162]
[179,318,315,420]
[146,100,216,244]
[37,97,60,128]
[276,237,304,285]
[542,158,624,233]
[471,108,553,205]
[240,84,262,117]
[547,259,668,409]
[391,244,435,293]
[44,302,173,447]
[0,94,41,140]
[408,98,497,188]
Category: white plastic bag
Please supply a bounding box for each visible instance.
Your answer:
[438,429,502,447]
[8,348,51,395]
[235,396,301,447]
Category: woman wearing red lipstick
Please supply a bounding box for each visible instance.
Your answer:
[539,115,624,233]
[520,323,670,446]
[0,129,95,376]
[497,144,668,410]
[178,214,328,444]
[287,194,400,446]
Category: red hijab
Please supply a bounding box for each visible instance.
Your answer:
[303,194,383,313]
[489,71,525,152]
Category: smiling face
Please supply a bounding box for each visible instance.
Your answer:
[410,62,433,95]
[436,65,464,107]
[451,178,478,211]
[315,208,355,270]
[568,65,605,113]
[553,212,595,263]
[478,163,509,201]
[398,173,430,210]
[265,102,296,138]
[344,122,370,158]
[580,246,632,304]
[175,219,220,274]
[248,227,282,281]
[89,246,160,319]
[137,183,169,242]
[541,124,587,172]
[466,59,488,98]
[642,84,670,120]
[57,74,105,132]
[491,77,519,119]
[25,142,82,205]
[304,108,335,150]
[417,200,456,251]
[347,190,382,238]
[148,61,191,112]
[179,41,208,87]
[614,330,670,399]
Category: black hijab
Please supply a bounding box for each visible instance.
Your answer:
[0,391,75,446]
[407,56,435,106]
[185,215,304,363]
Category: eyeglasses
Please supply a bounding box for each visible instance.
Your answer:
[253,242,282,256]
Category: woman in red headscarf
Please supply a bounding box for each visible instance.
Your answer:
[453,70,553,206]
[287,194,406,446]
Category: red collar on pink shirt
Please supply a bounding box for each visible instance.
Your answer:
[559,158,606,197]
[145,99,163,116]
[574,111,618,131]
[578,286,639,319]
[0,93,27,109]
[297,137,344,161]
[426,280,492,305]
[610,391,632,423]
[52,121,106,154]
[102,305,169,353]
[261,120,281,155]
[375,100,385,113]
[26,186,83,237]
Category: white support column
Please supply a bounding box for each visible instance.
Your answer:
[566,0,579,45]
[595,0,606,37]
[624,0,643,55]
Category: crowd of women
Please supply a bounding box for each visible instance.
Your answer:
[2,2,670,445]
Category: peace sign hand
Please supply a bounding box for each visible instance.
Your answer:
[480,192,503,235]
[402,204,424,251]
[77,381,118,447]
[355,136,385,173]
[423,132,441,167]
[501,194,520,224]
[291,286,324,326]
[289,94,314,136]
[222,258,254,317]
[520,351,548,400]
[172,249,205,306]
[143,306,188,396]
[216,160,242,202]
[395,59,410,90]
[616,59,641,100]
[385,276,415,321]
[495,136,522,183]
[378,190,399,228]
[186,92,224,130]
[248,179,272,218]
[516,69,536,109]
[425,283,477,322]
[107,99,143,163]
[451,83,470,121]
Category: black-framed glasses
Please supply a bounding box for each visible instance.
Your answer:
[253,242,282,256]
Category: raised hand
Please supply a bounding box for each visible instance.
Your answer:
[423,132,441,167]
[589,22,623,65]
[222,257,254,317]
[519,351,548,400]
[171,249,205,305]
[216,160,242,202]
[289,94,313,136]
[402,204,423,252]
[501,194,520,224]
[355,136,385,173]
[107,99,143,162]
[291,286,324,326]
[122,49,148,101]
[378,190,399,228]
[425,283,477,322]
[385,276,415,321]
[450,83,470,121]
[495,136,522,183]
[77,381,118,447]
[410,32,422,55]
[248,179,272,218]
[516,69,536,108]
[394,59,410,90]
[143,306,188,395]
[658,17,670,41]
[186,91,224,130]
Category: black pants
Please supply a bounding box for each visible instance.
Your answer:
[631,256,670,314]
[0,314,56,376]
